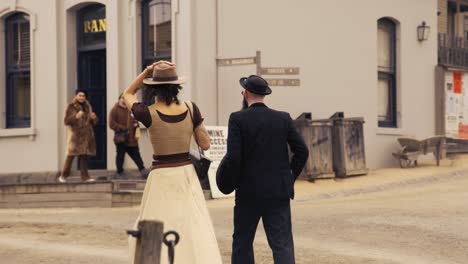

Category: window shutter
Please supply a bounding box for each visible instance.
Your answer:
[20,21,30,65]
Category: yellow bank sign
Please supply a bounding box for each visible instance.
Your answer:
[84,19,106,33]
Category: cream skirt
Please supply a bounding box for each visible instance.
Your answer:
[128,164,223,264]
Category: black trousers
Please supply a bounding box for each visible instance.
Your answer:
[115,143,145,173]
[232,199,295,264]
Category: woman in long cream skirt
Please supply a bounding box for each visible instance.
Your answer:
[124,61,223,264]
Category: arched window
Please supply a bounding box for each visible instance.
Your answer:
[142,0,171,65]
[377,18,397,128]
[5,12,31,128]
[141,0,172,104]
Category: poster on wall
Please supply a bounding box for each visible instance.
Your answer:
[446,114,459,138]
[444,71,468,138]
[446,90,456,115]
[459,123,468,139]
[204,126,234,198]
[453,71,463,94]
[462,73,468,124]
[456,93,463,124]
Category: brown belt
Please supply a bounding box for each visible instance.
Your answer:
[151,160,192,170]
[151,152,192,169]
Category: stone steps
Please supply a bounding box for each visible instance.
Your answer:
[0,169,145,185]
[0,179,212,209]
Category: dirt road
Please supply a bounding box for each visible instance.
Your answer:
[1,158,467,263]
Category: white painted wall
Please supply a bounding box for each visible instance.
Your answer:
[0,0,438,174]
[201,0,438,168]
[0,0,60,173]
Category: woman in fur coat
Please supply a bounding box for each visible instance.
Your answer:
[58,89,98,183]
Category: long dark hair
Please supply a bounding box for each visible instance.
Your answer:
[147,84,182,105]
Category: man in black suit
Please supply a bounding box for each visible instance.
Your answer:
[226,75,309,264]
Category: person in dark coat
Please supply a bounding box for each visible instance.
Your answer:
[226,75,309,264]
[109,94,148,179]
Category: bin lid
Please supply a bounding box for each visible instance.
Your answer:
[295,112,312,120]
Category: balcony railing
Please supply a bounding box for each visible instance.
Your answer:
[439,33,468,68]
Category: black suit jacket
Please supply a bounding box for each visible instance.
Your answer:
[225,103,309,202]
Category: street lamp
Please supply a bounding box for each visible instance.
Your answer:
[417,21,430,41]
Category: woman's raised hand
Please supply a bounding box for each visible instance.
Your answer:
[145,61,175,75]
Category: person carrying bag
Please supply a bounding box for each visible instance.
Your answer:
[186,102,212,188]
[109,94,149,179]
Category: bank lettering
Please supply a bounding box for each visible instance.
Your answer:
[84,19,106,33]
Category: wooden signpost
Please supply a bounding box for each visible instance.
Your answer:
[217,57,256,66]
[260,67,299,75]
[217,50,301,86]
[264,78,300,86]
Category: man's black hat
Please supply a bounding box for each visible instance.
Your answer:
[216,155,238,195]
[239,75,272,95]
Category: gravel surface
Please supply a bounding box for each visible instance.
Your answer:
[1,158,468,263]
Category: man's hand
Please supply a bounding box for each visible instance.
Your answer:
[90,112,97,120]
[76,111,84,119]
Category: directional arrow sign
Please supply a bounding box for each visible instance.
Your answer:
[260,67,299,75]
[217,57,256,66]
[265,78,300,86]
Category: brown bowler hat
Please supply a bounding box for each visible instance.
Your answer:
[143,61,187,85]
